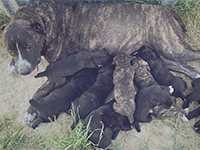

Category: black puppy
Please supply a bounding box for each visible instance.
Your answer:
[71,64,114,129]
[194,119,200,134]
[27,69,98,129]
[137,46,187,101]
[83,100,132,149]
[186,106,200,120]
[35,50,112,87]
[182,78,200,109]
[133,85,175,132]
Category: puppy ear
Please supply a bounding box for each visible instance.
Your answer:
[30,21,44,34]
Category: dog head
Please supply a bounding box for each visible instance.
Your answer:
[3,20,45,76]
[113,53,130,67]
[138,46,158,62]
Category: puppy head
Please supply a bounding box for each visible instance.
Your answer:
[139,46,158,62]
[113,53,130,67]
[3,20,46,76]
[192,78,200,90]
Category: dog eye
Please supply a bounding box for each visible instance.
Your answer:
[8,49,15,56]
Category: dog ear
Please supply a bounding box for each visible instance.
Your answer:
[30,21,44,34]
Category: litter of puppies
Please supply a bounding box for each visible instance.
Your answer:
[3,0,200,149]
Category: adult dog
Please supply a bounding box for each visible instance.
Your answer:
[3,0,200,79]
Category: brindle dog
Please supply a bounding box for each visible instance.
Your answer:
[3,0,200,78]
[113,53,135,124]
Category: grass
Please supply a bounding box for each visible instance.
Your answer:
[0,13,10,34]
[0,115,26,150]
[0,114,46,150]
[173,0,200,50]
[0,112,104,150]
[37,116,94,150]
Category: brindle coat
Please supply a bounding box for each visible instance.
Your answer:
[3,0,200,78]
[113,53,135,124]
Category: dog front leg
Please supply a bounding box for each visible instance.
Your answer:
[6,58,17,74]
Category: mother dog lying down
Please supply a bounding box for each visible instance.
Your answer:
[3,0,200,78]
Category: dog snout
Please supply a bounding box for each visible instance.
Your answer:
[18,66,31,75]
[17,59,32,75]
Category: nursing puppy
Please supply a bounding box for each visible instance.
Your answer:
[137,46,187,101]
[133,85,175,132]
[83,100,132,149]
[26,68,98,129]
[35,50,112,87]
[113,53,135,124]
[186,106,200,120]
[131,56,157,90]
[71,64,114,129]
[194,119,200,134]
[131,57,181,120]
[182,78,200,109]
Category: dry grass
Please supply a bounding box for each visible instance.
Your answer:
[174,0,200,50]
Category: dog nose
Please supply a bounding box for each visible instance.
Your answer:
[19,67,31,75]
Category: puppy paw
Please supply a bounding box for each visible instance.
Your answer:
[184,108,189,114]
[23,112,37,126]
[182,115,189,122]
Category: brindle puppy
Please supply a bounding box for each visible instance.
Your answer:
[131,56,157,90]
[131,56,180,120]
[113,53,135,124]
[3,0,200,78]
[71,64,114,129]
[83,100,132,149]
[137,46,187,101]
[25,68,98,129]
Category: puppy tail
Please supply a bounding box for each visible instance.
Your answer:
[35,71,47,78]
[29,99,42,111]
[133,121,141,132]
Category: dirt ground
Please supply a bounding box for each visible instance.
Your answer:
[1,34,200,149]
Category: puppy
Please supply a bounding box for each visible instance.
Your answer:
[83,100,132,149]
[112,53,135,124]
[71,64,114,129]
[131,56,157,90]
[27,68,98,129]
[133,85,175,132]
[182,78,200,109]
[137,46,187,101]
[194,120,200,134]
[186,106,200,120]
[35,50,112,87]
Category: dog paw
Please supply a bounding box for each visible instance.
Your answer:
[23,112,37,126]
[6,64,17,74]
